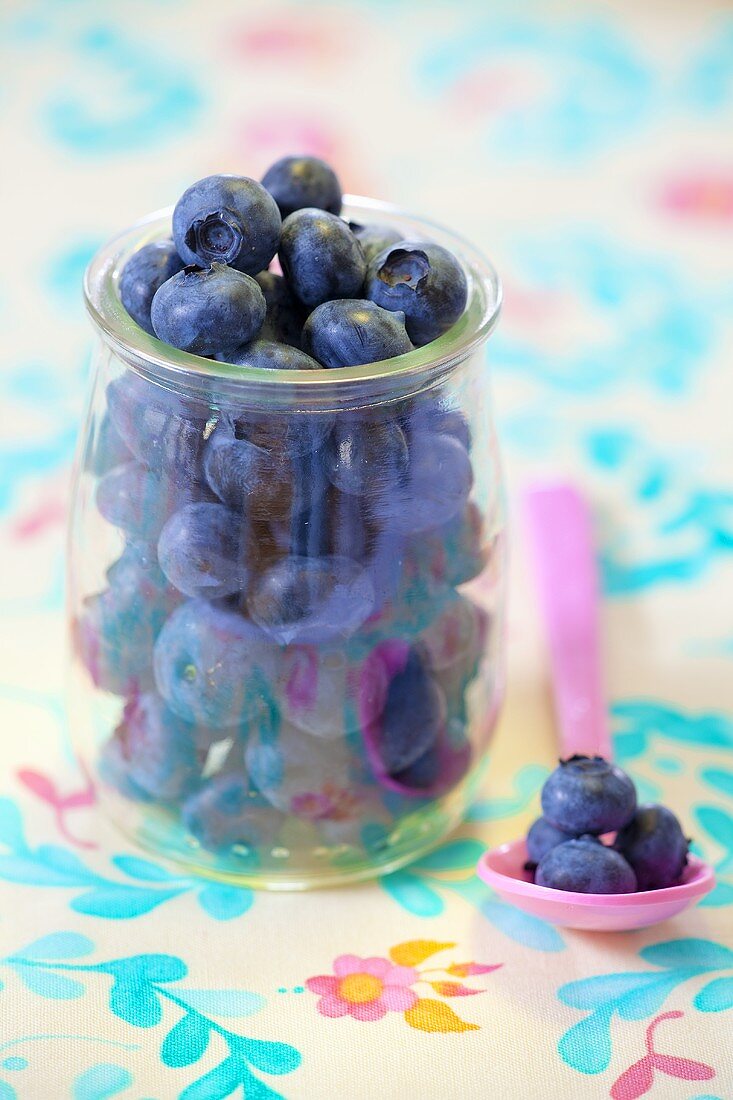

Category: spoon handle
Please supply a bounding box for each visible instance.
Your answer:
[524,483,611,760]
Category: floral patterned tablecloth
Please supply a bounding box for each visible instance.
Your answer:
[1,0,732,1096]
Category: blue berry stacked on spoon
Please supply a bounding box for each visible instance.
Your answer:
[526,756,690,893]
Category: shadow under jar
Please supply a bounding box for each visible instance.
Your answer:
[69,196,504,888]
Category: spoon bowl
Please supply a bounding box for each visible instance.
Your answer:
[478,843,715,931]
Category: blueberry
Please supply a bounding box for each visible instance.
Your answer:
[99,736,153,803]
[203,417,309,527]
[245,719,352,818]
[278,210,365,308]
[172,174,281,274]
[325,415,409,496]
[204,422,283,518]
[403,503,486,590]
[365,529,407,610]
[86,411,131,476]
[255,271,305,347]
[526,817,578,866]
[158,502,249,599]
[277,642,364,738]
[541,755,637,835]
[377,648,445,774]
[97,457,215,543]
[390,745,441,789]
[247,555,375,645]
[106,373,212,484]
[348,223,402,265]
[365,240,468,346]
[614,804,689,890]
[302,299,412,368]
[151,263,266,357]
[111,691,214,801]
[228,408,334,462]
[119,239,184,335]
[223,338,320,371]
[182,772,283,852]
[261,155,342,218]
[282,415,335,459]
[153,599,275,728]
[96,462,172,543]
[289,436,330,559]
[417,595,486,679]
[105,540,171,597]
[331,488,368,563]
[409,398,471,451]
[73,580,176,697]
[372,432,473,534]
[535,835,637,894]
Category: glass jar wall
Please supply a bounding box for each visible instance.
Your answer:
[68,198,504,888]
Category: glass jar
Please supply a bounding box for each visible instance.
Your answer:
[68,197,504,888]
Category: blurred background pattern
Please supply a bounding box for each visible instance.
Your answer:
[0,1,732,1096]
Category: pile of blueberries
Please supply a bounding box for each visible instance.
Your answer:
[118,156,468,369]
[527,756,690,893]
[75,157,497,860]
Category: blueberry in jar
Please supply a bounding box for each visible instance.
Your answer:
[119,239,183,335]
[153,599,274,728]
[278,210,366,308]
[254,271,306,348]
[157,502,249,599]
[365,240,468,346]
[261,154,342,218]
[247,555,375,646]
[172,174,281,274]
[221,338,320,371]
[348,223,402,265]
[303,299,412,369]
[151,263,266,357]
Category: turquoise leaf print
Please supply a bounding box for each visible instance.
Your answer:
[379,836,564,953]
[197,884,255,920]
[612,701,733,764]
[701,767,733,799]
[12,933,94,961]
[419,20,652,158]
[694,977,733,1013]
[0,797,253,921]
[585,429,733,594]
[12,966,85,1000]
[492,236,712,393]
[381,870,444,918]
[72,1063,132,1100]
[0,940,301,1098]
[640,940,733,970]
[558,1008,613,1076]
[162,1013,210,1067]
[558,938,733,1075]
[41,25,203,154]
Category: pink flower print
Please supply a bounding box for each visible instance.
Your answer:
[306,955,418,1022]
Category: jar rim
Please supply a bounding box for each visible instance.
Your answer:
[83,194,502,394]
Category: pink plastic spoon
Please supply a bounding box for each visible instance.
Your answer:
[477,484,714,931]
